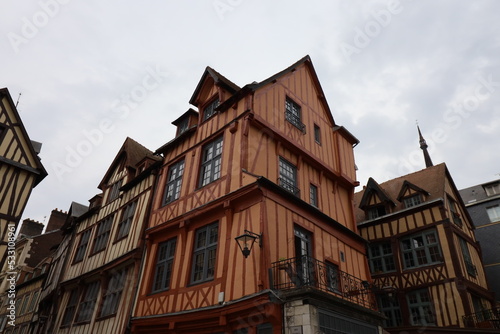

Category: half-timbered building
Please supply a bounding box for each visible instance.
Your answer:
[131,56,384,333]
[47,137,161,334]
[0,87,47,288]
[355,152,498,331]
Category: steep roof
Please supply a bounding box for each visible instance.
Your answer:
[98,137,159,189]
[354,163,448,223]
[189,66,241,107]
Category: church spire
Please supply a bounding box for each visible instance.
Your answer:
[417,124,433,168]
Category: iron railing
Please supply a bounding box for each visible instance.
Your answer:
[278,177,300,197]
[270,256,377,311]
[285,110,306,133]
[463,307,500,329]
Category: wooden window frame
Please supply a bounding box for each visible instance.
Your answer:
[367,205,386,220]
[60,289,79,327]
[314,124,321,144]
[377,294,402,327]
[151,238,177,293]
[406,289,436,326]
[75,281,100,323]
[198,136,223,188]
[368,242,396,274]
[400,230,442,269]
[279,157,299,197]
[403,194,422,208]
[309,183,318,207]
[115,202,136,241]
[108,179,122,203]
[202,98,219,121]
[99,268,129,318]
[285,97,305,132]
[163,159,185,205]
[91,215,114,254]
[73,228,92,263]
[190,222,219,284]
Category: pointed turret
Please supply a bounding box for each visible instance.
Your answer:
[418,125,433,168]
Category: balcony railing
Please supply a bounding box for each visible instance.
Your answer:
[285,110,306,133]
[270,256,377,311]
[463,307,500,329]
[278,177,300,197]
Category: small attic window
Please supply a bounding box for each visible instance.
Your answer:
[177,117,189,135]
[403,194,422,208]
[484,182,500,197]
[367,205,386,220]
[202,98,219,121]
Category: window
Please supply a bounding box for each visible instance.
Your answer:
[163,160,185,204]
[279,157,299,196]
[100,268,128,317]
[401,230,442,269]
[199,137,223,187]
[203,98,219,121]
[92,216,114,254]
[486,205,500,222]
[367,205,386,220]
[378,295,402,327]
[108,180,122,203]
[76,281,100,323]
[177,117,189,135]
[407,289,435,326]
[319,310,378,334]
[325,262,340,292]
[459,237,476,277]
[403,195,422,208]
[191,222,218,284]
[448,196,462,226]
[285,97,305,132]
[256,323,273,334]
[484,182,500,196]
[310,184,318,207]
[368,242,396,274]
[73,229,92,263]
[314,124,321,144]
[28,291,39,312]
[152,238,177,293]
[61,289,79,326]
[116,202,136,240]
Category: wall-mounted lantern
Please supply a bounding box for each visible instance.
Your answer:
[235,230,262,258]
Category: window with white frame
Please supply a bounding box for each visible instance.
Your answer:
[484,182,500,196]
[279,157,299,196]
[191,222,218,284]
[152,238,177,293]
[401,230,442,269]
[163,159,185,204]
[407,289,436,326]
[486,205,500,222]
[199,137,223,187]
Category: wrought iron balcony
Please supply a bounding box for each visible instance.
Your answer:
[463,307,500,329]
[278,178,300,197]
[270,256,377,311]
[285,110,306,133]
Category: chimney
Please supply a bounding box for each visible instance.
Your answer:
[18,219,44,237]
[45,209,68,233]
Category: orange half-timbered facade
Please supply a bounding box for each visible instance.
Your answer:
[48,137,161,334]
[131,56,384,333]
[355,163,498,333]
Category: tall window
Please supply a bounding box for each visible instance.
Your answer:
[191,222,218,284]
[108,180,122,203]
[76,281,100,323]
[459,237,477,277]
[368,242,396,274]
[403,194,422,208]
[92,216,114,253]
[199,137,223,187]
[28,291,39,312]
[61,289,79,326]
[378,295,402,327]
[314,124,321,144]
[163,160,185,204]
[203,98,219,121]
[486,205,500,222]
[152,238,177,293]
[279,157,299,196]
[73,229,92,263]
[310,184,318,207]
[401,230,442,269]
[448,196,462,226]
[116,202,136,240]
[100,268,128,317]
[325,261,340,292]
[407,289,436,326]
[285,97,305,132]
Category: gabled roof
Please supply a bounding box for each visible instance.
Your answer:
[98,137,158,189]
[396,180,430,201]
[358,177,397,209]
[189,67,241,107]
[0,87,47,186]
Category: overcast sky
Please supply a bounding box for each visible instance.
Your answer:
[2,0,499,226]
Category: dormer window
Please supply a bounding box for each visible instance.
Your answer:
[367,205,386,220]
[484,182,500,196]
[403,194,422,208]
[203,98,219,121]
[177,117,189,135]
